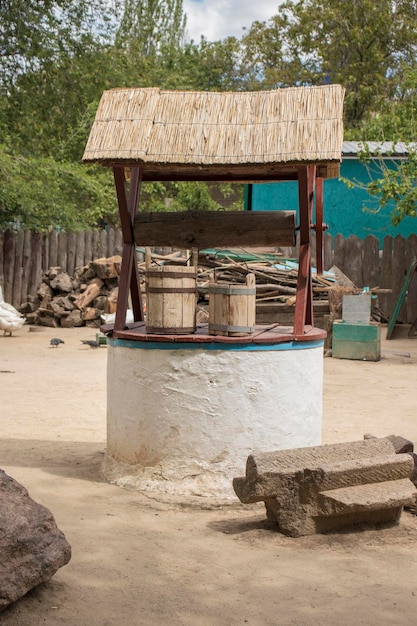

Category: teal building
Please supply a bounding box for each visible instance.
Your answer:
[245,142,417,245]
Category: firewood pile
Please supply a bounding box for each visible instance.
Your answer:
[139,247,336,309]
[21,256,123,328]
[192,249,334,305]
[20,248,375,329]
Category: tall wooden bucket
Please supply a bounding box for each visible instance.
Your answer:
[146,265,197,334]
[209,273,256,337]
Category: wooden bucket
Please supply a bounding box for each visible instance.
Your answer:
[209,273,256,337]
[146,265,197,334]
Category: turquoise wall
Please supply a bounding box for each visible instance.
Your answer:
[247,159,417,244]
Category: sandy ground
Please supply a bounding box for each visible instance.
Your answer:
[1,324,417,626]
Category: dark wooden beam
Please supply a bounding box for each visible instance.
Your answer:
[294,165,315,336]
[315,177,324,276]
[113,166,144,330]
[94,161,340,182]
[134,210,296,249]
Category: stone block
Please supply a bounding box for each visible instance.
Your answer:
[233,439,417,537]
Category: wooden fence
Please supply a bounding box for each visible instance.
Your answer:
[1,228,417,324]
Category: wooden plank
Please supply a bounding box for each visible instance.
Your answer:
[378,235,393,321]
[363,235,379,288]
[12,229,24,308]
[3,230,15,304]
[392,235,407,323]
[115,228,123,256]
[99,229,108,258]
[405,234,417,323]
[134,211,296,249]
[28,232,42,297]
[85,230,93,265]
[42,232,49,273]
[342,235,363,287]
[49,229,58,267]
[67,231,76,276]
[75,231,86,269]
[333,233,345,272]
[0,230,4,290]
[387,257,417,339]
[107,228,115,258]
[20,230,31,305]
[324,232,333,271]
[92,229,100,259]
[58,230,68,271]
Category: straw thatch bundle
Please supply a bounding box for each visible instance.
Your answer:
[83,86,344,179]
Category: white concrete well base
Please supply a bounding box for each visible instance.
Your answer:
[104,338,324,500]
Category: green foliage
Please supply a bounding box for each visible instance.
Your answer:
[362,152,417,226]
[3,0,417,229]
[241,0,417,127]
[0,146,118,231]
[139,182,243,212]
[116,0,186,57]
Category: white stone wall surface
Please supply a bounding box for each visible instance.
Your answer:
[104,340,323,499]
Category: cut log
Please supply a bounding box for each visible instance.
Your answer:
[91,256,122,280]
[73,278,103,310]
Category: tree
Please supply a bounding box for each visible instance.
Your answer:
[241,0,417,127]
[0,145,118,231]
[115,0,186,57]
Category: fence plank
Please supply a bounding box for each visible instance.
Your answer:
[99,229,108,258]
[333,233,345,272]
[108,228,115,258]
[379,235,393,321]
[362,235,380,288]
[75,231,86,269]
[342,236,363,286]
[28,232,42,297]
[392,235,407,323]
[21,230,32,306]
[67,231,76,276]
[49,230,58,268]
[58,231,68,271]
[12,230,24,309]
[0,231,4,290]
[115,228,123,256]
[42,233,49,275]
[92,229,100,259]
[3,230,15,304]
[324,232,333,271]
[405,234,417,324]
[85,231,93,265]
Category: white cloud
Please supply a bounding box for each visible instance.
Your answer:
[183,0,280,43]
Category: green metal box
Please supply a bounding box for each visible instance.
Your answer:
[332,321,381,361]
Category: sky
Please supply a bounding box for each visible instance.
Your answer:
[182,0,279,42]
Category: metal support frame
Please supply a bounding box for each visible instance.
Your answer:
[113,166,144,331]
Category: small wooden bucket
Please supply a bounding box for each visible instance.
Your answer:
[146,265,197,334]
[209,273,256,337]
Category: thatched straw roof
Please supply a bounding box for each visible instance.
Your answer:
[83,86,345,181]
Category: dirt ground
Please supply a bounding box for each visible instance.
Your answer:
[1,324,417,626]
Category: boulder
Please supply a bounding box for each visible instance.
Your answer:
[0,469,71,612]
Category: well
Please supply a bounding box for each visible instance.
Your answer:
[82,85,345,501]
[103,334,324,499]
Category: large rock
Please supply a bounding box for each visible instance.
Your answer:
[0,469,71,612]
